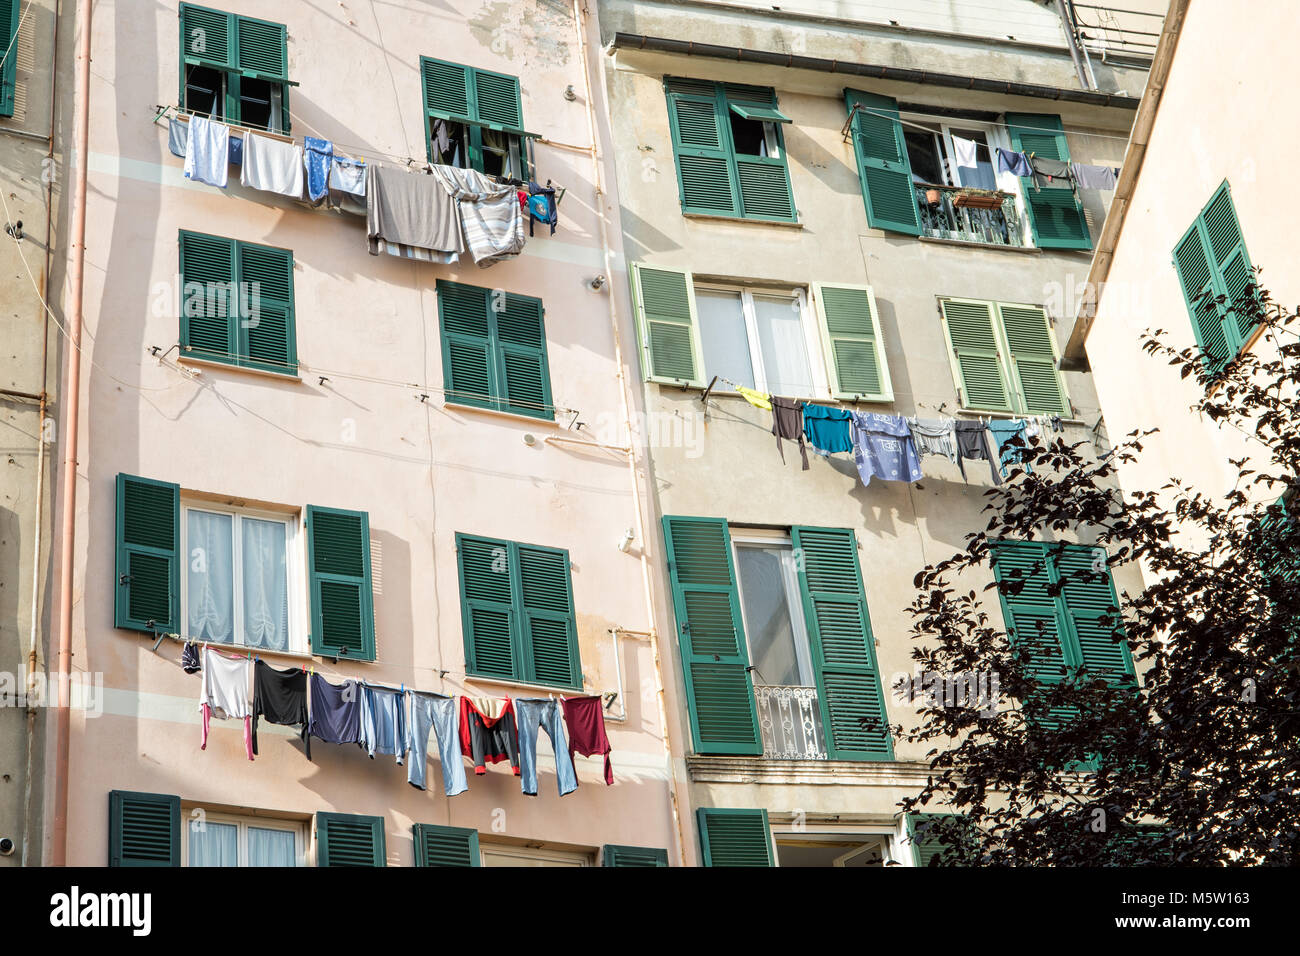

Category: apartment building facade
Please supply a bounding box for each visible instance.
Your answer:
[44,0,682,867]
[598,0,1159,866]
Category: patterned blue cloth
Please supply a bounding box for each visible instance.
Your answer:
[987,418,1032,476]
[850,412,922,486]
[996,147,1031,177]
[304,136,334,204]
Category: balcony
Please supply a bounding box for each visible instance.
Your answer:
[754,684,828,760]
[914,183,1029,247]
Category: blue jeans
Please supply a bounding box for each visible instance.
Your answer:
[407,692,468,796]
[515,698,578,797]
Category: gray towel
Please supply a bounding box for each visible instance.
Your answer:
[1071,163,1118,191]
[908,417,959,466]
[1029,155,1072,189]
[428,165,526,267]
[366,162,463,259]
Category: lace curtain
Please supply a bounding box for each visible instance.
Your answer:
[187,511,288,650]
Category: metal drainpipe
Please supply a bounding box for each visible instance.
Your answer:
[51,0,92,867]
[1056,0,1094,90]
[571,0,689,867]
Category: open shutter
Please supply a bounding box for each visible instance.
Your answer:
[473,68,524,133]
[494,292,553,420]
[792,526,892,760]
[115,474,180,633]
[236,242,297,375]
[630,264,704,386]
[421,56,472,123]
[235,16,286,79]
[179,231,237,363]
[109,790,180,867]
[306,506,375,661]
[999,304,1068,416]
[1055,545,1133,684]
[1172,220,1232,369]
[1201,182,1258,347]
[812,283,892,402]
[413,823,481,867]
[992,541,1071,683]
[845,90,921,235]
[907,812,973,867]
[438,281,497,409]
[727,88,795,221]
[940,299,1012,412]
[697,808,774,867]
[317,812,385,866]
[180,3,234,71]
[1005,113,1091,250]
[666,81,739,217]
[662,516,760,755]
[602,844,670,867]
[457,534,518,681]
[0,0,18,117]
[517,544,581,688]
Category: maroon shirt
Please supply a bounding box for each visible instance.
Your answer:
[562,695,613,785]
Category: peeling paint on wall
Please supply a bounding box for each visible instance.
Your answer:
[469,0,574,67]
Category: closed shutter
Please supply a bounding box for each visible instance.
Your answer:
[697,808,774,867]
[413,823,481,866]
[1056,545,1133,684]
[812,283,892,401]
[306,505,376,661]
[494,293,553,420]
[108,790,180,867]
[992,541,1070,683]
[940,299,1012,412]
[1005,113,1091,250]
[316,812,385,866]
[438,281,496,408]
[517,544,580,688]
[457,534,518,680]
[666,81,738,217]
[662,516,760,755]
[602,844,670,867]
[473,68,524,133]
[1172,219,1232,369]
[179,231,237,363]
[1000,304,1068,416]
[0,0,18,117]
[845,90,921,235]
[630,264,703,386]
[792,526,892,760]
[236,242,296,374]
[115,474,180,633]
[180,4,234,71]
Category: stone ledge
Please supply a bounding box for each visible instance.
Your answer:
[686,755,933,786]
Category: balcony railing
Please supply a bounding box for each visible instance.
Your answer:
[914,183,1028,247]
[754,684,828,760]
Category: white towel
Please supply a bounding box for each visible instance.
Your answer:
[952,135,979,169]
[240,132,304,198]
[199,647,252,720]
[183,116,230,188]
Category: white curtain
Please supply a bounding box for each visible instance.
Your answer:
[753,294,814,397]
[248,827,296,866]
[187,511,234,643]
[189,821,237,866]
[242,518,289,651]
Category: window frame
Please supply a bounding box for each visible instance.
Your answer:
[419,54,532,178]
[177,3,292,133]
[480,844,593,867]
[181,809,307,867]
[179,499,306,654]
[730,530,817,688]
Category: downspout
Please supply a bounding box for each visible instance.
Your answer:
[1055,0,1094,90]
[571,0,689,867]
[51,0,92,867]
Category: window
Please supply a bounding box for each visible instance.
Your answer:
[629,265,893,401]
[939,297,1070,416]
[179,4,291,133]
[437,280,553,420]
[664,78,796,222]
[184,812,305,866]
[773,827,892,867]
[661,517,892,761]
[1172,181,1257,370]
[1,0,18,118]
[456,533,582,689]
[179,230,298,376]
[480,845,592,866]
[181,501,302,653]
[420,56,533,178]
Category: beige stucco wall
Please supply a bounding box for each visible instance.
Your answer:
[50,0,679,866]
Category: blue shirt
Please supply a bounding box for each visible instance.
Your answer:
[803,403,853,455]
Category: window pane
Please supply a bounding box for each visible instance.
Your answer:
[904,127,944,184]
[695,290,755,390]
[950,128,997,190]
[184,65,225,120]
[248,827,297,866]
[752,293,814,397]
[189,821,238,866]
[736,545,805,686]
[241,518,289,651]
[187,510,234,643]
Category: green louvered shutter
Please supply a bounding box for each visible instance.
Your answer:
[457,534,518,680]
[438,281,496,409]
[306,505,375,661]
[845,90,921,235]
[630,264,703,386]
[999,304,1068,416]
[237,241,296,374]
[602,844,670,867]
[179,231,237,363]
[236,16,286,79]
[1201,182,1258,348]
[413,824,480,867]
[941,299,1012,412]
[109,790,180,867]
[421,56,472,123]
[317,812,385,866]
[662,516,760,755]
[1006,113,1091,250]
[813,283,892,401]
[517,544,580,688]
[792,526,892,760]
[494,292,553,420]
[473,68,524,132]
[0,0,19,117]
[907,813,973,867]
[666,81,738,217]
[1056,545,1133,684]
[180,4,233,71]
[992,541,1071,683]
[697,808,774,867]
[115,474,180,633]
[1172,219,1232,369]
[726,88,795,221]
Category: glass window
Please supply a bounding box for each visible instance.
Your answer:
[949,127,997,190]
[734,541,814,686]
[696,290,755,391]
[752,293,814,397]
[694,286,822,398]
[481,845,590,866]
[186,814,302,866]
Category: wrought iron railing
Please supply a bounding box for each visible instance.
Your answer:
[913,183,1028,247]
[754,684,828,760]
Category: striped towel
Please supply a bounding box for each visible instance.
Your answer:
[428,165,526,267]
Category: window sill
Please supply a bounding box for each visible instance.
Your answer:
[917,235,1041,254]
[956,407,1083,425]
[442,399,560,427]
[682,212,804,230]
[463,673,584,696]
[178,354,302,383]
[174,110,294,144]
[142,629,316,664]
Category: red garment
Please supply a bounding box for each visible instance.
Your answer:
[517,190,529,211]
[561,695,613,785]
[459,697,521,775]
